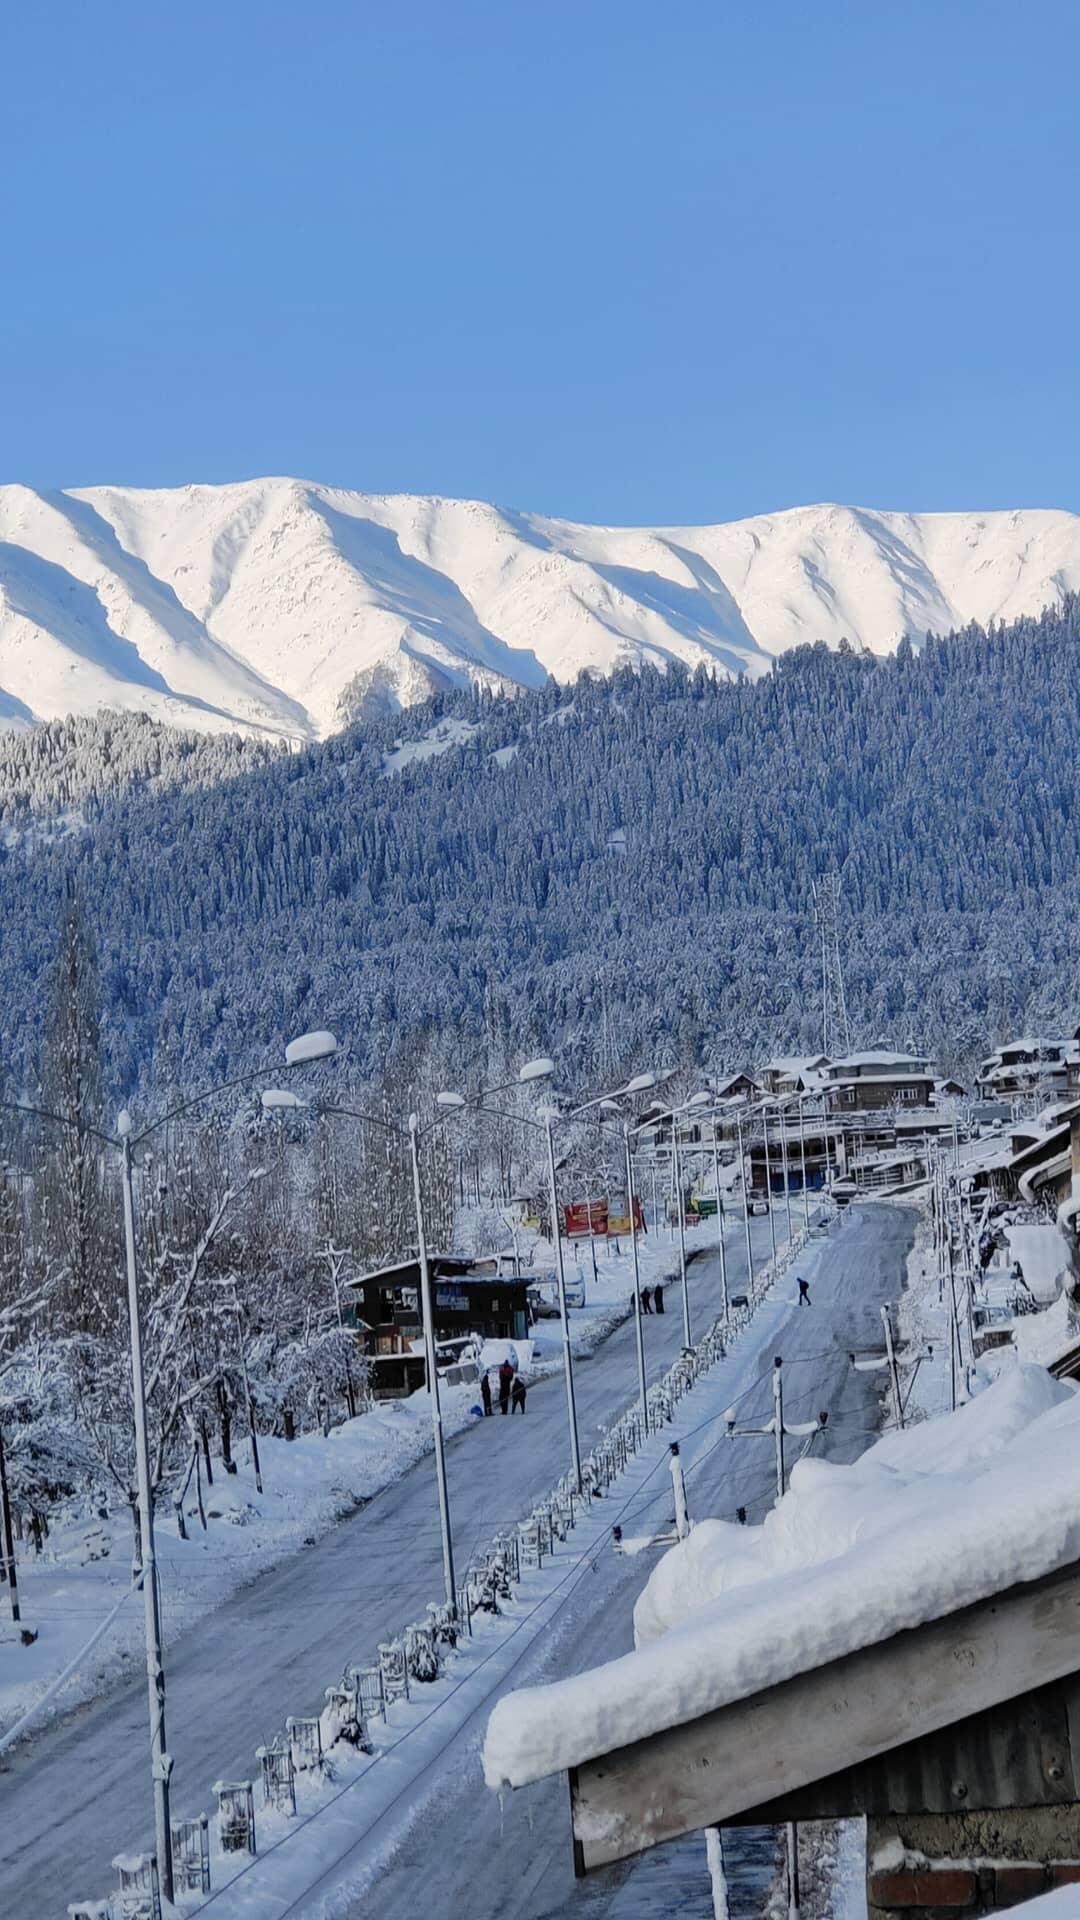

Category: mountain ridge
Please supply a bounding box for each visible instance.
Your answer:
[2,479,1079,737]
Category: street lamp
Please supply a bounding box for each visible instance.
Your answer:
[441,1066,662,1465]
[266,1055,554,1611]
[630,1096,698,1348]
[3,1026,337,1903]
[759,1100,779,1266]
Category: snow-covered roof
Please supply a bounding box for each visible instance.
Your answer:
[827,1050,931,1071]
[826,1071,935,1089]
[484,1366,1080,1792]
[760,1054,829,1076]
[1018,1148,1072,1205]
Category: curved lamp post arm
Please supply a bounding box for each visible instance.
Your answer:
[0,1098,117,1148]
[129,1056,333,1149]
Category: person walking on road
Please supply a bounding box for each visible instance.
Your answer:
[511,1372,527,1414]
[479,1368,493,1416]
[498,1358,514,1414]
[640,1286,653,1314]
[654,1279,666,1314]
[797,1276,811,1306]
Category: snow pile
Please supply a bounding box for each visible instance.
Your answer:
[1007,1223,1070,1303]
[484,1364,1078,1790]
[0,1378,482,1741]
[1011,1289,1076,1369]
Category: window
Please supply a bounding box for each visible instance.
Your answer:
[898,1086,919,1103]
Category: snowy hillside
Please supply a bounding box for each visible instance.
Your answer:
[2,480,1080,736]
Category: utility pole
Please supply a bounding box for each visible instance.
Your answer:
[813,871,851,1060]
[797,1094,811,1233]
[230,1281,263,1495]
[671,1115,691,1347]
[0,1418,19,1624]
[118,1119,175,1906]
[409,1114,456,1614]
[726,1358,827,1920]
[777,1101,794,1246]
[760,1104,778,1265]
[614,1446,726,1918]
[711,1126,730,1319]
[735,1109,755,1293]
[545,1116,582,1494]
[881,1305,904,1431]
[624,1126,651,1437]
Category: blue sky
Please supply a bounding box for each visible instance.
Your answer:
[3,1,1078,523]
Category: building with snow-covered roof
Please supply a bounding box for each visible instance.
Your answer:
[823,1049,936,1114]
[759,1054,830,1095]
[977,1037,1080,1104]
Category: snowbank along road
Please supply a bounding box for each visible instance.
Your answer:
[0,1211,783,1914]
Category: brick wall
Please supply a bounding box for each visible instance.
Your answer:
[870,1860,1080,1913]
[868,1812,1080,1917]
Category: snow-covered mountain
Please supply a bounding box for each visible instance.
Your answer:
[1,479,1079,738]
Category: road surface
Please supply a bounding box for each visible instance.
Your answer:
[0,1208,787,1914]
[341,1201,914,1920]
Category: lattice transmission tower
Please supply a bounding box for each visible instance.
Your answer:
[812,871,851,1059]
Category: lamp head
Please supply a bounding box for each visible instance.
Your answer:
[262,1089,305,1110]
[624,1071,658,1094]
[518,1056,554,1084]
[284,1029,338,1066]
[435,1091,467,1108]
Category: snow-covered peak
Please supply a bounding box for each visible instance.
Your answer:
[1,480,1079,736]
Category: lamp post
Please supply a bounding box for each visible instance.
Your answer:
[759,1101,779,1264]
[545,1068,662,1443]
[407,1111,456,1610]
[797,1092,812,1232]
[775,1098,794,1245]
[734,1107,756,1292]
[4,1026,337,1904]
[709,1113,730,1320]
[273,1056,555,1611]
[439,1062,652,1484]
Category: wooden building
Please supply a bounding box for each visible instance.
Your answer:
[823,1050,937,1114]
[342,1255,530,1354]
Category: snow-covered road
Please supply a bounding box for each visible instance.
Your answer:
[1,1212,782,1915]
[340,1202,913,1920]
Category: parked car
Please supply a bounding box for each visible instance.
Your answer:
[749,1197,770,1216]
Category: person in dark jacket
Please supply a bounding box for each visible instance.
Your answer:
[640,1286,653,1314]
[480,1368,493,1416]
[511,1372,527,1414]
[654,1279,666,1313]
[498,1358,514,1414]
[797,1276,811,1306]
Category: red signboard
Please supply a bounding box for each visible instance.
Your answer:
[563,1200,608,1237]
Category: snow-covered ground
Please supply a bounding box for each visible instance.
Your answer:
[0,1214,719,1748]
[2,1206,797,1918]
[0,1382,482,1744]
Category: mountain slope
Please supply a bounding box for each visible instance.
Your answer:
[2,480,1080,736]
[3,598,1080,1102]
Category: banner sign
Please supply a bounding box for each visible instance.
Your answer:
[563,1200,608,1237]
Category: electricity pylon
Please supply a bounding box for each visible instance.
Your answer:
[812,871,851,1059]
